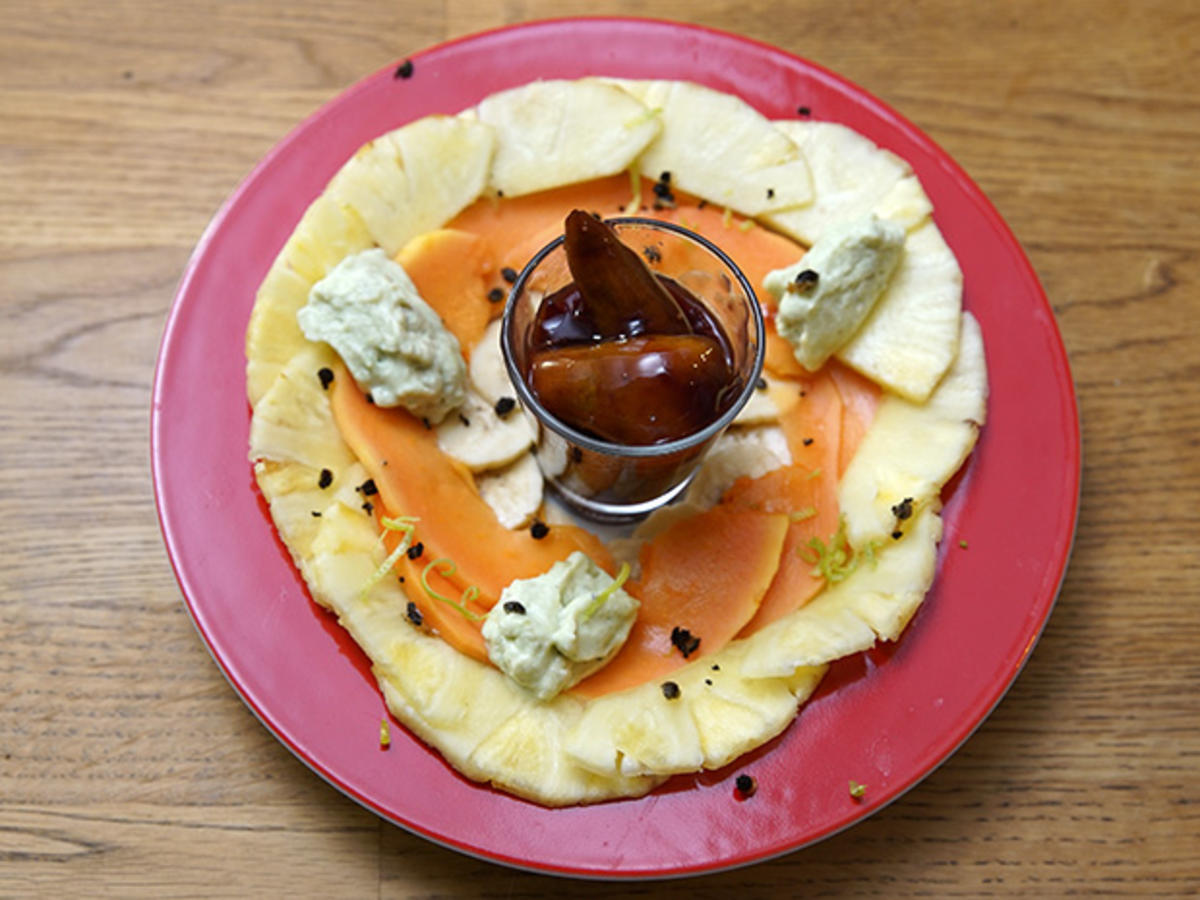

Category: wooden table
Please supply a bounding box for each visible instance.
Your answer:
[3,1,1197,895]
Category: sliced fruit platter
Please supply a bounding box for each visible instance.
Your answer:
[245,75,985,806]
[154,19,1077,876]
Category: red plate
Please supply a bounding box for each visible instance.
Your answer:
[152,18,1079,878]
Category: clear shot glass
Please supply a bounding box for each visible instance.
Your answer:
[502,217,765,523]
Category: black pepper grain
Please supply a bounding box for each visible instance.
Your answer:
[318,468,333,489]
[670,626,701,659]
[501,266,519,284]
[735,774,757,797]
[802,437,814,447]
[311,511,322,518]
[494,397,516,418]
[530,520,549,540]
[661,681,681,700]
[366,392,375,405]
[394,59,414,79]
[891,497,915,520]
[407,542,424,560]
[405,601,423,626]
[503,600,526,615]
[642,245,662,264]
[359,478,378,497]
[790,269,819,293]
[487,287,505,303]
[797,105,811,117]
[317,367,334,390]
[755,377,768,391]
[711,664,720,671]
[891,530,903,540]
[362,501,374,515]
[767,188,775,199]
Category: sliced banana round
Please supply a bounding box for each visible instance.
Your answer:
[476,452,544,530]
[732,374,800,427]
[469,318,518,406]
[436,388,534,473]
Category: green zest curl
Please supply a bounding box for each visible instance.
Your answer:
[800,516,879,584]
[360,515,419,596]
[420,558,484,622]
[582,562,632,621]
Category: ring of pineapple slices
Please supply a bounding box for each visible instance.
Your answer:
[246,78,987,806]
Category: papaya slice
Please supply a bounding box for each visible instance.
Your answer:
[571,505,788,698]
[395,229,494,358]
[330,366,613,628]
[827,360,881,476]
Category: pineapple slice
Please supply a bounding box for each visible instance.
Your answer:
[741,503,944,677]
[763,120,932,245]
[611,79,813,216]
[325,115,495,256]
[565,639,826,777]
[836,218,964,402]
[249,344,357,472]
[474,79,662,197]
[839,312,987,547]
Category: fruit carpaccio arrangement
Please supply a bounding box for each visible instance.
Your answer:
[245,77,987,806]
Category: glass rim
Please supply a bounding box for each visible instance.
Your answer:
[500,215,767,459]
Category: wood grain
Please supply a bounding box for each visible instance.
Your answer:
[2,0,1198,895]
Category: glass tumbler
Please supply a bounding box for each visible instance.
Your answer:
[501,217,765,523]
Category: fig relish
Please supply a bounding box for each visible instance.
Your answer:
[523,211,743,446]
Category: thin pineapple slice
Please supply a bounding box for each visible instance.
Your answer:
[839,312,987,547]
[740,503,944,677]
[249,344,357,472]
[835,218,964,402]
[475,79,662,197]
[465,700,663,806]
[763,120,931,245]
[611,80,813,216]
[564,638,826,777]
[325,115,495,256]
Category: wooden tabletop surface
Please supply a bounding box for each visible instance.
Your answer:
[3,1,1198,895]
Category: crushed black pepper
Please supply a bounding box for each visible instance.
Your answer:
[767,188,775,199]
[661,681,681,700]
[362,501,374,515]
[311,511,322,518]
[735,774,757,797]
[459,413,471,427]
[652,171,675,207]
[755,377,768,391]
[642,245,662,264]
[503,600,526,615]
[501,266,519,284]
[359,478,378,497]
[670,626,701,658]
[318,468,333,489]
[317,367,334,390]
[790,269,820,293]
[802,437,814,446]
[711,664,721,671]
[891,497,915,520]
[366,392,375,405]
[891,530,903,540]
[494,397,516,418]
[797,105,811,117]
[394,59,414,79]
[405,601,423,626]
[487,287,505,303]
[421,417,432,430]
[705,678,713,686]
[407,542,424,560]
[530,520,549,540]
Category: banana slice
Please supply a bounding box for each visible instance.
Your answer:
[611,79,813,216]
[475,79,662,198]
[469,318,519,406]
[436,388,534,472]
[763,120,929,245]
[732,374,800,427]
[476,452,543,530]
[325,115,496,256]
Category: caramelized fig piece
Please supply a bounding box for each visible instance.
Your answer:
[527,334,737,445]
[562,210,691,340]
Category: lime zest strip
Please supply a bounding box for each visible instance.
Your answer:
[360,515,419,597]
[420,558,485,622]
[800,516,879,584]
[581,562,632,621]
